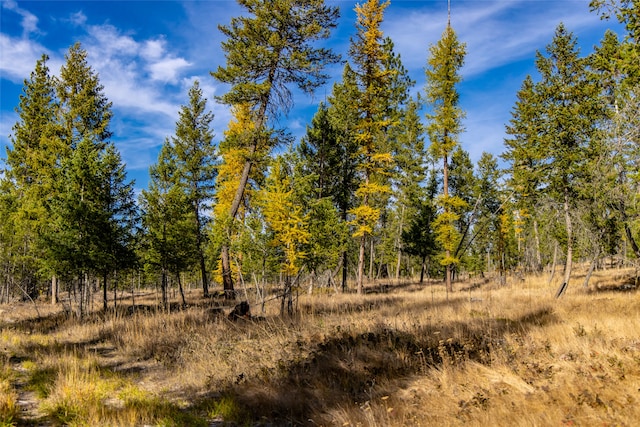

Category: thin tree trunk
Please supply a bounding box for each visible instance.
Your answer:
[176,272,186,307]
[533,219,542,272]
[368,237,374,282]
[583,246,600,289]
[395,204,405,281]
[357,234,366,294]
[51,275,58,305]
[443,153,452,294]
[342,250,348,292]
[103,271,108,312]
[548,240,558,286]
[562,186,573,289]
[161,268,168,310]
[193,206,209,298]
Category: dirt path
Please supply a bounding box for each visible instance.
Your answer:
[8,356,51,426]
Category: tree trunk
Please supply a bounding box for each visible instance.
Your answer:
[395,204,405,281]
[443,153,453,294]
[221,245,235,299]
[419,255,426,285]
[176,272,186,307]
[342,250,348,292]
[161,268,168,310]
[51,275,58,305]
[368,237,374,282]
[548,240,558,286]
[533,219,542,272]
[583,246,600,289]
[193,206,209,298]
[357,234,366,294]
[562,186,573,290]
[103,271,108,312]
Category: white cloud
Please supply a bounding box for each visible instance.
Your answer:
[0,34,47,82]
[384,0,613,79]
[141,38,165,61]
[3,0,39,35]
[86,24,139,57]
[148,57,191,83]
[69,11,87,27]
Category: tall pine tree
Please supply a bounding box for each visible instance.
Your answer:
[170,80,216,298]
[211,0,340,297]
[424,18,466,293]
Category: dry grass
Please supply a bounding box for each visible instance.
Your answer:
[0,266,639,426]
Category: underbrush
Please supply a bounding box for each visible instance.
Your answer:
[0,266,638,425]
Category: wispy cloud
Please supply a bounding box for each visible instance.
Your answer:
[2,0,39,35]
[384,0,611,78]
[0,34,47,82]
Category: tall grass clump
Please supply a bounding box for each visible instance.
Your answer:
[0,371,19,427]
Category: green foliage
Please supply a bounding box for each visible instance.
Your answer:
[425,25,466,161]
[140,143,197,306]
[401,174,439,282]
[211,0,340,295]
[169,80,216,296]
[424,22,466,289]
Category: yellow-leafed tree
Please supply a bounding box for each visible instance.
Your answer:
[256,157,310,315]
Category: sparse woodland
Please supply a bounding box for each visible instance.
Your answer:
[1,0,639,425]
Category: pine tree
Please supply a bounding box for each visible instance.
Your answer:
[588,21,640,259]
[98,144,139,310]
[170,80,216,297]
[326,64,361,291]
[402,172,439,285]
[539,24,607,293]
[296,103,348,285]
[5,54,61,299]
[45,43,134,315]
[380,38,424,282]
[141,144,196,309]
[502,75,545,271]
[211,0,340,297]
[424,21,467,293]
[448,146,475,271]
[348,0,394,294]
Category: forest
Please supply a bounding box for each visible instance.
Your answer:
[0,0,638,311]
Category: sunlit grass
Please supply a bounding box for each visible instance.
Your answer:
[0,265,637,425]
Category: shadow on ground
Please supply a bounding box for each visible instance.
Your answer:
[212,306,557,425]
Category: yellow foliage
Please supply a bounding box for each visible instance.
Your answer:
[348,204,381,237]
[257,161,310,276]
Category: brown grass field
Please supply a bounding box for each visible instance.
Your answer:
[1,265,639,426]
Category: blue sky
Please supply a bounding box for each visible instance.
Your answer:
[1,0,623,191]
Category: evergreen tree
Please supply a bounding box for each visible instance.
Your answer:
[45,43,135,315]
[535,24,607,293]
[296,103,348,285]
[211,0,340,297]
[448,146,476,271]
[380,38,424,282]
[326,64,361,291]
[5,54,61,299]
[348,0,394,294]
[141,144,196,309]
[98,144,139,310]
[424,21,467,293]
[170,80,216,297]
[471,153,512,278]
[589,25,640,259]
[402,172,439,285]
[502,75,545,272]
